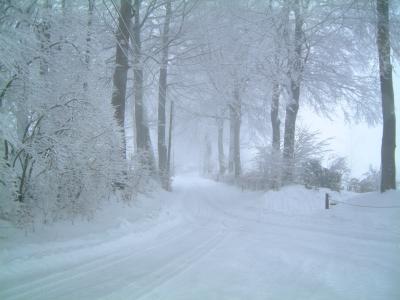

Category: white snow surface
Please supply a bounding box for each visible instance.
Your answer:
[1,174,399,300]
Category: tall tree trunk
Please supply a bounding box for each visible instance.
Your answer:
[282,85,300,183]
[203,135,212,175]
[85,0,95,66]
[228,105,235,173]
[282,0,303,184]
[111,0,132,158]
[217,118,226,176]
[166,101,174,190]
[158,0,172,186]
[270,80,281,189]
[83,0,94,91]
[233,86,241,178]
[233,116,241,178]
[377,0,396,192]
[133,0,156,174]
[58,0,66,50]
[271,81,280,152]
[38,1,51,76]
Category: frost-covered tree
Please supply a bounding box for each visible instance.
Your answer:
[0,1,135,227]
[277,0,381,184]
[157,0,192,189]
[132,0,157,175]
[157,0,172,188]
[111,0,133,158]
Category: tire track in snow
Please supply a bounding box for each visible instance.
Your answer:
[15,227,228,300]
[0,224,200,300]
[100,228,230,300]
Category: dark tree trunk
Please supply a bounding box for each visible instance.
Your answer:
[232,86,241,178]
[228,106,235,174]
[233,117,241,178]
[111,0,132,158]
[271,81,280,152]
[203,135,212,175]
[134,65,156,173]
[133,0,143,149]
[85,0,94,65]
[282,0,303,184]
[282,85,300,183]
[158,66,168,177]
[38,8,51,76]
[166,101,174,190]
[83,0,94,91]
[58,0,66,51]
[217,118,226,176]
[132,0,156,174]
[158,0,172,186]
[377,0,396,192]
[270,81,281,189]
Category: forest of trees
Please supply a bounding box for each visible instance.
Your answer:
[0,0,398,228]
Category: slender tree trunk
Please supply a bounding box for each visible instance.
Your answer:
[132,0,156,174]
[203,135,212,175]
[270,80,281,189]
[58,0,66,50]
[166,101,174,190]
[38,2,51,76]
[282,85,300,182]
[228,105,234,173]
[217,118,226,176]
[85,0,94,66]
[158,69,168,175]
[271,81,280,152]
[133,0,143,150]
[4,140,9,162]
[233,116,241,178]
[83,0,94,91]
[233,86,241,178]
[17,155,30,203]
[1,77,15,166]
[158,0,172,186]
[377,0,396,192]
[282,0,303,184]
[111,0,132,158]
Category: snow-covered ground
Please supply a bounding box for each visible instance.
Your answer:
[1,175,399,300]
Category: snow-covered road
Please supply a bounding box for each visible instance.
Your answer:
[1,175,399,300]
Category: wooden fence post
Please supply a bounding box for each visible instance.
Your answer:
[325,193,329,209]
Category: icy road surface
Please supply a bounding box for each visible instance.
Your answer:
[1,175,399,299]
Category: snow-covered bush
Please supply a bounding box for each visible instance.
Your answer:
[126,150,158,198]
[347,166,380,193]
[251,127,331,190]
[302,158,347,191]
[253,145,282,190]
[302,159,324,189]
[292,127,331,183]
